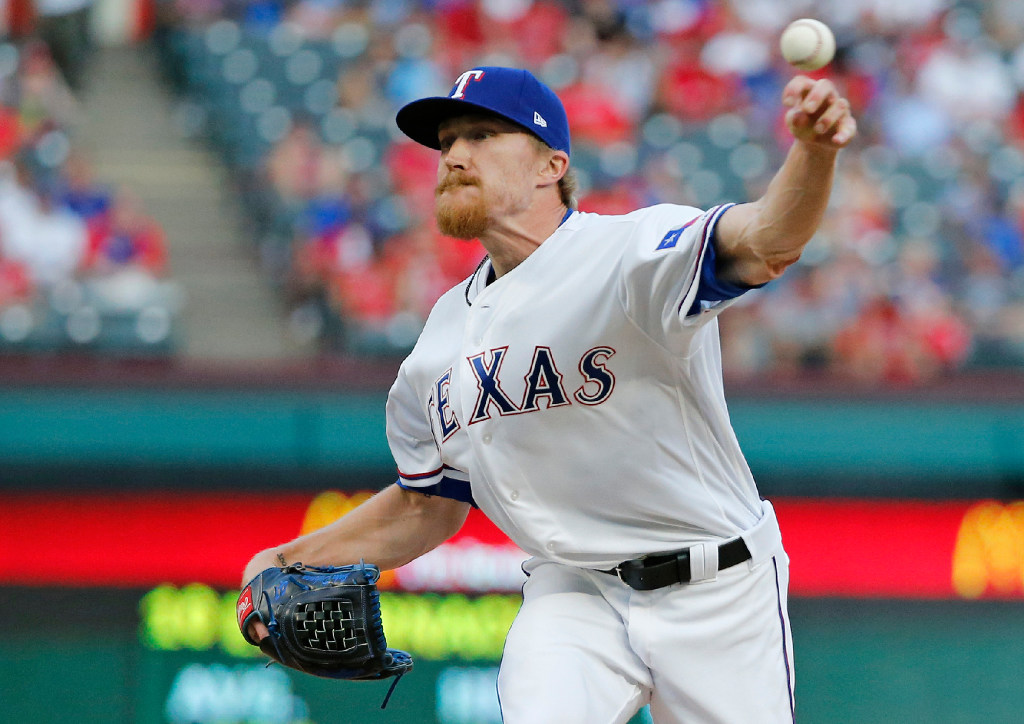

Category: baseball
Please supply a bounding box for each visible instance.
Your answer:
[780,18,835,71]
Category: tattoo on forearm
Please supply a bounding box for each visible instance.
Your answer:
[276,552,287,567]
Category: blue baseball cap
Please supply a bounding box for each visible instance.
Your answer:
[396,67,571,156]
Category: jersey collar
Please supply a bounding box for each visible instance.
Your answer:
[465,208,576,305]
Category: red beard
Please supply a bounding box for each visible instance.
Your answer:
[435,175,489,239]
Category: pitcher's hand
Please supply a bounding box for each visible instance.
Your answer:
[783,76,857,149]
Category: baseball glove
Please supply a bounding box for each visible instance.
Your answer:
[237,562,412,706]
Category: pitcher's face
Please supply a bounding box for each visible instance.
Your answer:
[434,115,543,239]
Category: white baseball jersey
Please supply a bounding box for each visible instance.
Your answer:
[385,203,765,568]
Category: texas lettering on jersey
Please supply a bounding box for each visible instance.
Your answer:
[432,345,616,435]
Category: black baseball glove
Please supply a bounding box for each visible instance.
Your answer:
[237,562,412,705]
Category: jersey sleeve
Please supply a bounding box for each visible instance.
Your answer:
[686,215,766,316]
[385,360,477,506]
[618,203,752,345]
[385,362,443,487]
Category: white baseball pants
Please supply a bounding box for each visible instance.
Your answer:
[497,525,794,723]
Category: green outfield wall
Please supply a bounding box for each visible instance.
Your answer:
[0,383,1022,496]
[2,589,1021,724]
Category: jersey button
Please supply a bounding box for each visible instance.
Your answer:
[545,542,555,551]
[510,490,519,501]
[482,433,493,444]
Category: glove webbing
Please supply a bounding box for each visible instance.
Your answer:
[256,566,407,709]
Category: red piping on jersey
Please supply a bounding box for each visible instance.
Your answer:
[398,466,444,481]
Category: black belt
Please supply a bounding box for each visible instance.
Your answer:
[598,538,751,591]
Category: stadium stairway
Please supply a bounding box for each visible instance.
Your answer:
[75,44,311,361]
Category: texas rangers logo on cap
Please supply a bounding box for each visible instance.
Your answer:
[450,69,486,99]
[396,66,571,156]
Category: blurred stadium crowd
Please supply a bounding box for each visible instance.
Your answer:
[0,33,181,354]
[4,0,1024,383]
[153,0,1024,382]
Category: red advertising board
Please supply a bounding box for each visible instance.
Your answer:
[1,491,1021,599]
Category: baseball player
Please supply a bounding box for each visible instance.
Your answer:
[243,66,856,723]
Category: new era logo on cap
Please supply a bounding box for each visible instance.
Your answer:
[395,66,571,156]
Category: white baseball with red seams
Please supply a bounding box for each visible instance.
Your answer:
[780,18,836,71]
[385,203,794,722]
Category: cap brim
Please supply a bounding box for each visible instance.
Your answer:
[396,96,524,150]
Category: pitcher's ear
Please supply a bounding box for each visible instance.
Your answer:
[538,150,569,187]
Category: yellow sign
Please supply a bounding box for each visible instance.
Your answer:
[952,501,1024,598]
[139,585,520,661]
[299,490,374,535]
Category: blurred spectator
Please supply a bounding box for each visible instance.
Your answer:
[962,244,1011,332]
[385,139,439,217]
[385,224,483,322]
[0,105,21,160]
[33,0,94,93]
[0,159,87,288]
[582,18,657,123]
[384,228,461,324]
[335,58,394,130]
[290,212,372,301]
[386,21,446,107]
[283,0,338,39]
[656,43,744,121]
[879,94,953,157]
[85,188,167,275]
[76,187,180,318]
[16,40,79,138]
[330,249,398,343]
[834,296,940,385]
[265,117,347,212]
[560,77,634,145]
[579,180,646,216]
[162,0,226,28]
[917,38,1016,126]
[699,7,772,79]
[58,150,111,225]
[0,251,34,307]
[480,0,568,67]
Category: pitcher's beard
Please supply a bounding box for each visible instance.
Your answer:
[435,183,490,239]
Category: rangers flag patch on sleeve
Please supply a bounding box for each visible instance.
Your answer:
[655,215,699,250]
